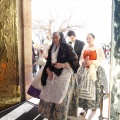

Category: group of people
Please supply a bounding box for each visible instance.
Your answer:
[29,30,108,120]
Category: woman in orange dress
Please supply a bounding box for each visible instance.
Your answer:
[78,33,108,115]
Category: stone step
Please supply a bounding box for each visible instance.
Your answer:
[0,101,44,120]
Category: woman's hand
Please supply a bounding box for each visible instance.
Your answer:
[54,63,65,69]
[40,47,44,54]
[33,62,36,65]
[86,60,93,66]
[82,61,87,66]
[46,68,53,80]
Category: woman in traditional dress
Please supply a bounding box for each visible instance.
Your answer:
[78,33,108,115]
[38,32,79,120]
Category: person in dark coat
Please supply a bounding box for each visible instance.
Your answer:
[32,42,37,77]
[67,30,85,62]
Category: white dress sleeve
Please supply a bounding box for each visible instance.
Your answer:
[92,46,105,66]
[79,46,86,65]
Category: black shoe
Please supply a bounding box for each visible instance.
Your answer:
[80,109,87,115]
[80,111,86,115]
[92,108,96,111]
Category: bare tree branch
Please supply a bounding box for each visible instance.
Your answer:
[32,8,87,42]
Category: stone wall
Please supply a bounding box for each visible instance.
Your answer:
[110,0,120,119]
[17,0,32,100]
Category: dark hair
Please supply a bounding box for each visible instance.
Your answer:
[88,33,95,38]
[67,30,76,37]
[53,32,66,43]
[32,40,34,44]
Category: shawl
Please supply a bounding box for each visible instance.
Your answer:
[41,42,79,86]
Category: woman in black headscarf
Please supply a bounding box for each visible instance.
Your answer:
[38,32,79,120]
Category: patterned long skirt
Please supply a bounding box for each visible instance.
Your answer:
[38,74,79,120]
[78,65,108,110]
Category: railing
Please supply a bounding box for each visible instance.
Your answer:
[99,85,109,120]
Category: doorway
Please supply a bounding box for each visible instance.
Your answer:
[31,0,112,119]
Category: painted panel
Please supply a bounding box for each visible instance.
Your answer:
[0,0,20,111]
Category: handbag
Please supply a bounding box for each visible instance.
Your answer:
[27,85,41,99]
[27,66,44,98]
[36,57,46,66]
[77,66,96,100]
